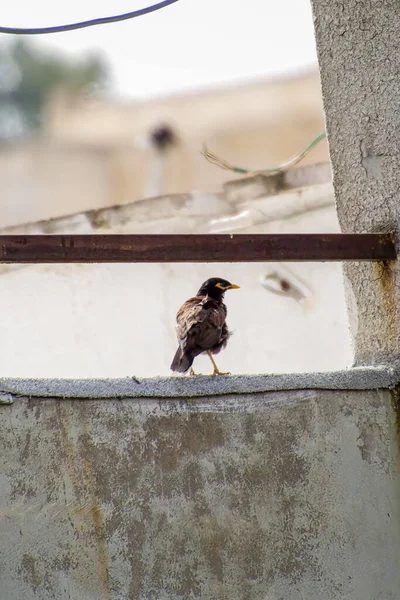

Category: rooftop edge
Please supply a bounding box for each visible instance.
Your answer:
[0,364,399,403]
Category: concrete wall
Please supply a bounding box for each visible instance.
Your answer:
[311,0,400,364]
[1,370,399,599]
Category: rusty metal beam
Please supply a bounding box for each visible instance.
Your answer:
[0,234,395,263]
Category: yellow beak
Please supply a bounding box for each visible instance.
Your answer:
[229,284,240,289]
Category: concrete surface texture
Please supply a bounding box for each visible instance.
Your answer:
[0,364,399,400]
[1,382,399,600]
[311,0,400,364]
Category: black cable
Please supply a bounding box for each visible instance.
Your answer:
[0,0,180,35]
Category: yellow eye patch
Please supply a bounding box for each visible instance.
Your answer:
[215,282,240,290]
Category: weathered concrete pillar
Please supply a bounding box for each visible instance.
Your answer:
[311,0,400,365]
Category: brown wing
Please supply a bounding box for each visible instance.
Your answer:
[176,295,227,355]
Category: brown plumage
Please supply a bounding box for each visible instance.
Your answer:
[170,277,240,375]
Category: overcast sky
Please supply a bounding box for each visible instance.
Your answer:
[1,0,318,100]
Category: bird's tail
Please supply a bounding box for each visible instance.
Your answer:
[170,347,194,373]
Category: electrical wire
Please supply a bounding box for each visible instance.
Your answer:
[0,0,180,35]
[202,131,327,177]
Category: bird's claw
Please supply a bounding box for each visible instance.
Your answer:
[189,368,202,376]
[212,369,230,376]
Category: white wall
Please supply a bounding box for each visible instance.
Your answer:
[0,187,352,378]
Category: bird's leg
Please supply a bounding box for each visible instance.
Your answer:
[189,367,201,376]
[207,351,230,375]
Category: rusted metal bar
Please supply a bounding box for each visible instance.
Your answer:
[0,234,395,263]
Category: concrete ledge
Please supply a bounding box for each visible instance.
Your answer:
[1,364,399,402]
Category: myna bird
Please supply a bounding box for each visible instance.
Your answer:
[170,277,240,375]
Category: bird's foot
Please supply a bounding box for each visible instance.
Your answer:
[206,350,230,375]
[212,368,230,376]
[189,368,202,376]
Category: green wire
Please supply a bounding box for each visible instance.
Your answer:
[233,131,327,175]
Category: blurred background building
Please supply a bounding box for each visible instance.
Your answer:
[0,57,328,226]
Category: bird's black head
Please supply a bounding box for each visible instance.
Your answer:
[197,277,240,300]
